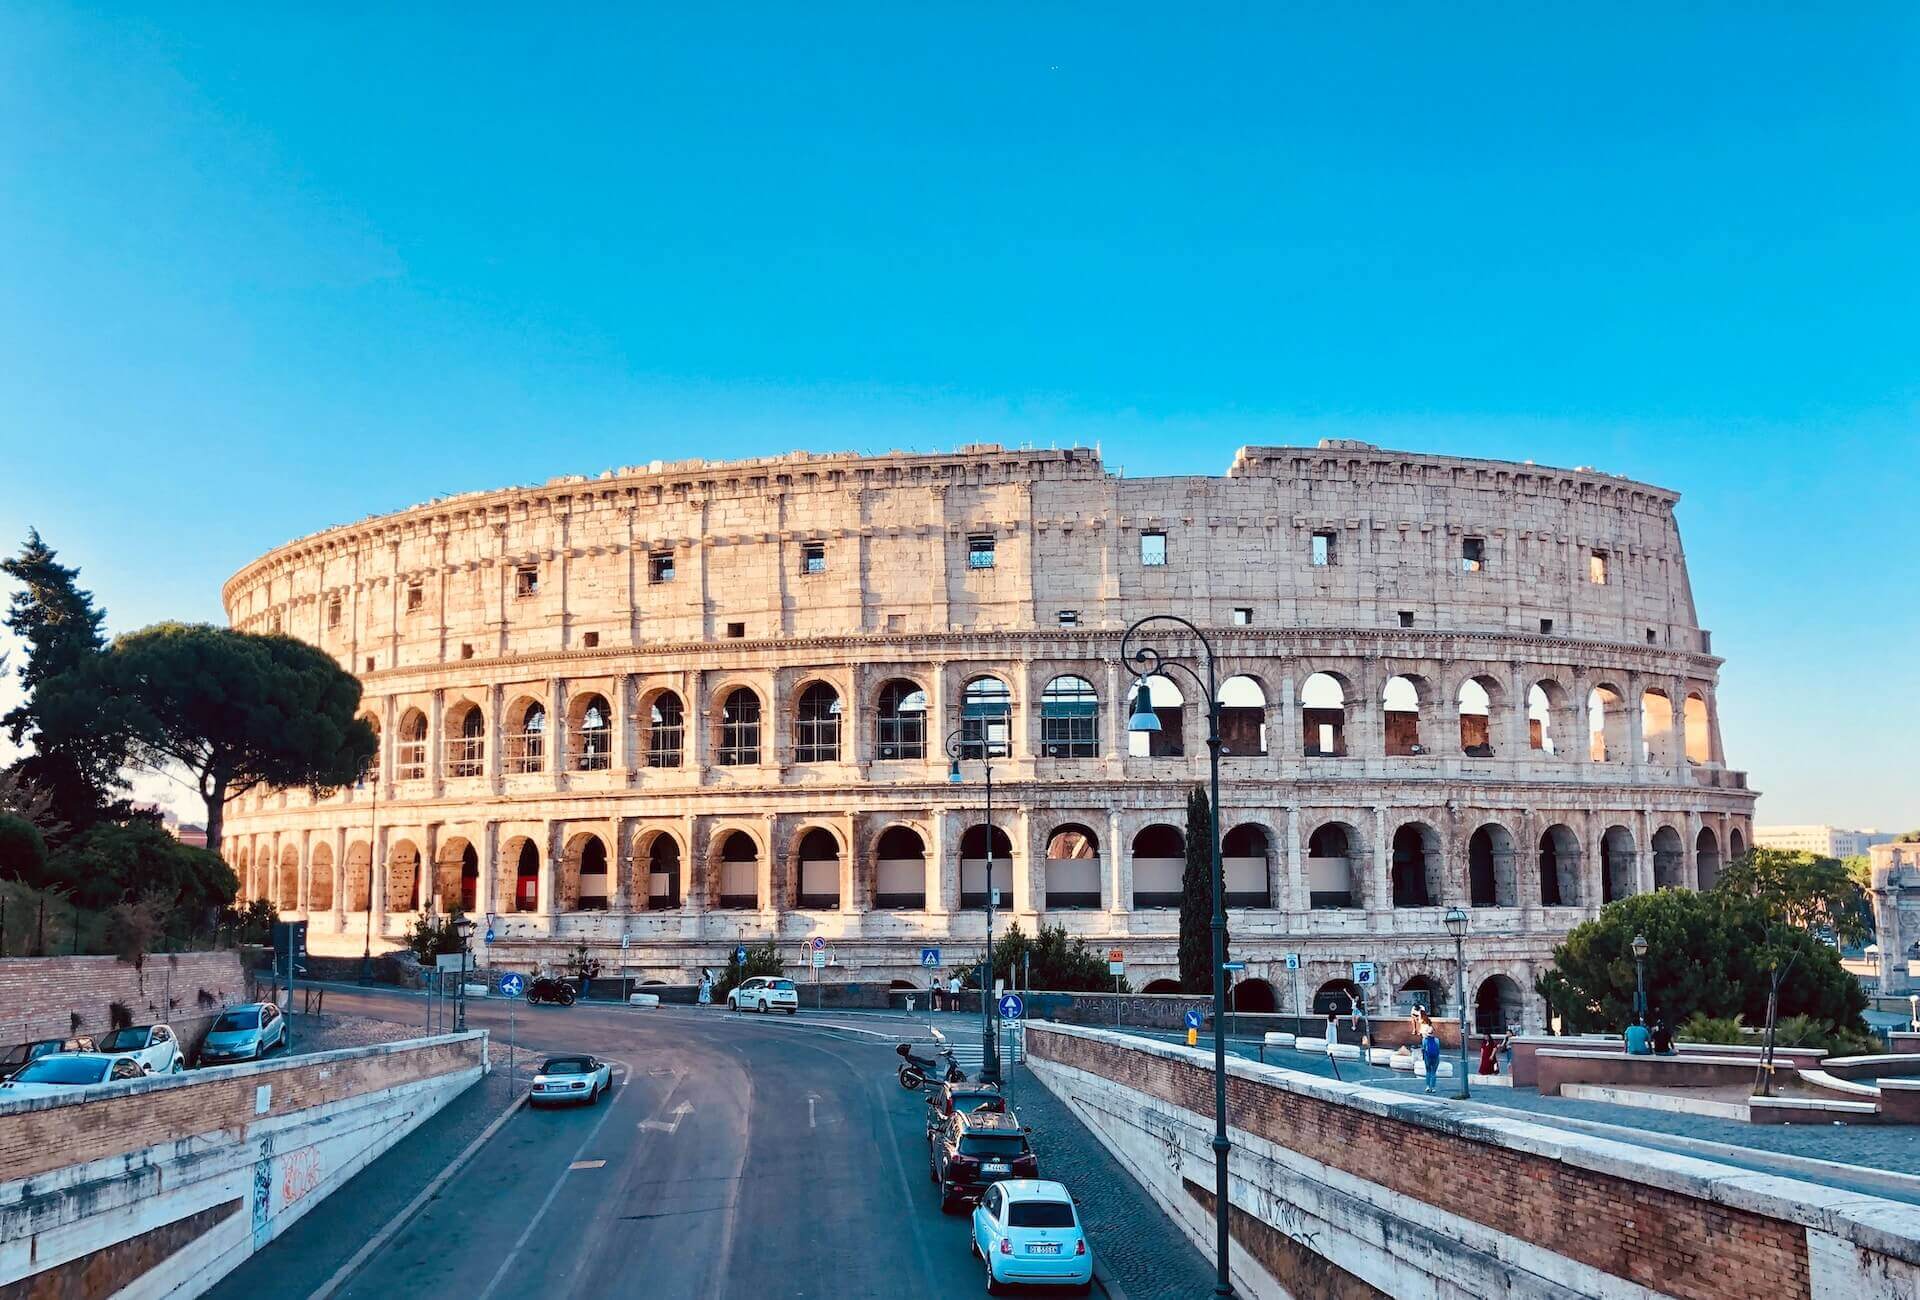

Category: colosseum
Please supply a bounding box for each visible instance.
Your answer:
[221,440,1753,1032]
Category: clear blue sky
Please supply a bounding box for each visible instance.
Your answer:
[0,6,1914,827]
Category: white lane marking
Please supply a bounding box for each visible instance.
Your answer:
[639,1100,694,1134]
[807,1094,818,1130]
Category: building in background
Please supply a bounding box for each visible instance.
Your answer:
[1755,825,1896,859]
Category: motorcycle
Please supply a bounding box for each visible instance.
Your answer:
[525,976,577,1007]
[896,1041,966,1090]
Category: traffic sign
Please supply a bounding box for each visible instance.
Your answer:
[810,936,826,952]
[1108,960,1125,975]
[498,972,526,998]
[1352,962,1377,986]
[1222,961,1246,973]
[1284,952,1300,971]
[812,951,828,969]
[621,934,630,950]
[1107,948,1124,963]
[1183,1008,1205,1030]
[919,947,942,968]
[997,993,1025,1019]
[733,945,748,965]
[484,927,496,944]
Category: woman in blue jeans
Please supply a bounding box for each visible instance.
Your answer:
[1421,1027,1442,1093]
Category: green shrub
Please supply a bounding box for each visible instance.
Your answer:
[714,940,783,999]
[1677,1013,1745,1044]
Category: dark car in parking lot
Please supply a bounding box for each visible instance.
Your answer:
[930,1108,1037,1212]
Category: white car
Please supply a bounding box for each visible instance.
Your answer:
[530,1054,613,1106]
[727,976,800,1014]
[0,1053,147,1100]
[95,1024,184,1075]
[972,1180,1094,1294]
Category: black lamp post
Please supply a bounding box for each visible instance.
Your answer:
[454,916,476,1030]
[1631,932,1649,1026]
[1444,906,1472,1100]
[945,725,1001,1086]
[1122,613,1233,1299]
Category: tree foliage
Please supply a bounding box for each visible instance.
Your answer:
[715,939,784,999]
[0,815,48,888]
[1715,847,1873,947]
[405,911,470,965]
[1536,889,1866,1034]
[991,920,1130,993]
[1179,786,1217,993]
[46,817,237,918]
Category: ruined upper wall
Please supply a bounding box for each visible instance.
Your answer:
[221,441,1707,670]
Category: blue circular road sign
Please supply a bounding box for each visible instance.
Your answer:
[997,993,1025,1019]
[484,927,496,944]
[498,972,526,998]
[733,945,748,964]
[1183,1008,1205,1030]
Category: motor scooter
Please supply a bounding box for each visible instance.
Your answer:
[896,1041,965,1090]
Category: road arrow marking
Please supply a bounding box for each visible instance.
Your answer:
[808,1094,820,1130]
[639,1100,694,1135]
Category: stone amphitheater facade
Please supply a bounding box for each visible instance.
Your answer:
[221,441,1753,1030]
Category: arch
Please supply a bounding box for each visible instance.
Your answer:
[1314,978,1362,1015]
[1651,824,1687,890]
[1127,674,1185,758]
[1527,681,1567,755]
[1218,675,1268,757]
[1395,973,1445,1015]
[344,841,371,912]
[387,839,421,913]
[1684,692,1712,764]
[1044,823,1101,910]
[1601,824,1638,902]
[960,675,1012,759]
[499,837,539,913]
[565,832,610,910]
[1641,688,1676,765]
[713,830,760,909]
[1391,822,1441,908]
[396,709,428,780]
[309,842,334,912]
[1221,823,1271,908]
[1588,684,1628,763]
[960,824,1013,908]
[1143,978,1182,994]
[1039,674,1099,758]
[1305,820,1362,909]
[794,826,842,909]
[1228,978,1277,1013]
[793,681,843,764]
[278,844,300,912]
[1729,827,1747,860]
[1383,674,1426,756]
[1696,826,1722,891]
[716,687,763,766]
[233,846,251,901]
[1300,672,1348,757]
[445,699,485,778]
[874,825,927,909]
[504,696,546,774]
[875,679,928,760]
[1457,675,1501,756]
[1130,823,1185,909]
[1538,824,1583,906]
[643,689,685,768]
[642,831,683,910]
[433,837,475,913]
[1468,823,1517,907]
[570,693,614,771]
[458,842,478,912]
[1475,975,1525,1034]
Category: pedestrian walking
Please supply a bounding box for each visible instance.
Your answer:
[1478,1033,1498,1076]
[1421,1025,1442,1093]
[946,974,960,1013]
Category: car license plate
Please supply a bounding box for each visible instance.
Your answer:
[1030,1243,1061,1255]
[983,1162,1009,1174]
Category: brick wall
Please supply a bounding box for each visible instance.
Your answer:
[0,953,251,1044]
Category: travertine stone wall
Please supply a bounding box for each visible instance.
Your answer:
[220,442,1753,1023]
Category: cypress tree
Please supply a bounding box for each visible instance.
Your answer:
[1179,785,1215,992]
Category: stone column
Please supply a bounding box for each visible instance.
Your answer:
[1671,675,1690,773]
[1508,661,1531,760]
[1370,804,1391,918]
[479,821,498,921]
[541,820,561,917]
[841,812,862,920]
[371,824,390,936]
[1013,805,1037,917]
[333,826,348,930]
[1106,808,1129,917]
[927,809,953,918]
[613,674,634,782]
[1635,808,1655,896]
[1626,670,1645,770]
[420,823,439,915]
[549,676,569,789]
[684,668,704,774]
[760,815,780,916]
[488,682,505,794]
[1285,803,1305,914]
[1276,674,1297,776]
[429,687,446,796]
[1571,669,1592,765]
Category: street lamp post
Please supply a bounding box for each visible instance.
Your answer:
[454,917,476,1031]
[945,726,1001,1086]
[1122,613,1234,1299]
[1444,906,1472,1100]
[1631,932,1649,1026]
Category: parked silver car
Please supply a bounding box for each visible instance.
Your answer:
[197,1003,287,1064]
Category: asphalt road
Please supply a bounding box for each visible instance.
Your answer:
[227,988,1097,1299]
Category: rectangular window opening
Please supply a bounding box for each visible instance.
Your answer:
[515,565,540,598]
[1461,537,1485,572]
[801,541,826,575]
[1140,531,1168,566]
[1397,610,1414,628]
[1057,609,1080,628]
[405,582,423,613]
[1311,531,1335,566]
[583,631,600,648]
[1231,607,1253,626]
[1589,550,1609,585]
[327,596,341,628]
[364,656,376,672]
[649,551,676,583]
[967,535,996,570]
[1540,618,1554,635]
[459,643,474,660]
[725,621,746,639]
[1647,628,1658,644]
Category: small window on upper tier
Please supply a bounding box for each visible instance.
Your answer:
[515,565,540,598]
[1588,550,1609,585]
[1461,537,1485,572]
[1311,531,1335,566]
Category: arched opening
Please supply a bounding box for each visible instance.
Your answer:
[1300,672,1348,757]
[717,688,762,766]
[875,679,928,760]
[1218,676,1268,757]
[960,676,1012,759]
[1228,978,1277,1012]
[1044,824,1101,910]
[433,838,473,912]
[344,842,371,912]
[795,827,842,909]
[1642,689,1676,765]
[233,847,250,901]
[1391,823,1441,907]
[568,833,610,910]
[388,840,421,913]
[874,826,927,909]
[1222,823,1271,908]
[1539,825,1583,907]
[1684,692,1712,764]
[1143,978,1182,994]
[1127,675,1185,758]
[1306,822,1362,909]
[503,838,539,913]
[1468,824,1517,907]
[645,834,682,910]
[1601,825,1637,902]
[309,844,334,912]
[715,831,759,910]
[794,683,843,764]
[445,701,485,778]
[1130,824,1185,910]
[1696,827,1722,891]
[1040,675,1099,758]
[1651,825,1686,890]
[571,693,613,772]
[1729,827,1747,860]
[1396,974,1444,1016]
[1314,979,1362,1015]
[1527,682,1564,755]
[396,709,428,781]
[1475,975,1525,1034]
[1383,675,1425,756]
[458,843,478,912]
[278,845,300,912]
[1458,677,1498,756]
[1588,685,1627,763]
[960,825,1013,908]
[504,697,546,774]
[645,690,685,768]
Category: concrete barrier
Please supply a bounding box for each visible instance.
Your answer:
[627,993,661,1007]
[1535,1048,1777,1097]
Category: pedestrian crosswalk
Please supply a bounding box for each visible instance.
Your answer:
[929,1024,1023,1074]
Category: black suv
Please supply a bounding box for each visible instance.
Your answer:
[929,1108,1037,1212]
[924,1081,1007,1144]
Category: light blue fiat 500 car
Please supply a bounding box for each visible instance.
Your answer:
[971,1179,1093,1294]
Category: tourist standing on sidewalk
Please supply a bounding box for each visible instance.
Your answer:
[947,974,961,1012]
[1421,1026,1442,1093]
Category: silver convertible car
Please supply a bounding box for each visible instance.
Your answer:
[529,1054,613,1106]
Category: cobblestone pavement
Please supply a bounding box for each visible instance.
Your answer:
[281,1010,432,1057]
[1007,1063,1218,1299]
